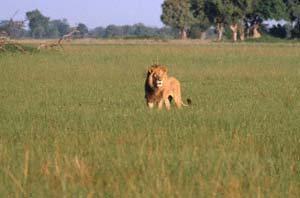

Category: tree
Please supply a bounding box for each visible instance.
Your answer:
[0,11,27,38]
[269,24,288,38]
[121,25,135,37]
[206,0,253,42]
[104,25,123,38]
[133,23,156,37]
[158,26,178,38]
[0,20,26,38]
[76,23,88,38]
[245,0,288,38]
[190,0,211,40]
[202,0,289,41]
[257,0,287,20]
[284,0,300,24]
[26,9,49,38]
[48,19,70,38]
[161,0,196,39]
[227,0,254,41]
[205,0,231,41]
[89,26,105,38]
[284,0,300,38]
[291,21,300,37]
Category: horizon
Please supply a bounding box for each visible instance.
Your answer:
[0,0,165,29]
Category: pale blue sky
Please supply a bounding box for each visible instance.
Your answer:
[0,0,165,28]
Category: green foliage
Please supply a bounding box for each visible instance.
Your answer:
[161,0,196,30]
[133,23,155,37]
[205,0,233,24]
[104,25,124,38]
[284,0,300,22]
[269,24,288,38]
[284,0,300,38]
[76,23,89,38]
[26,9,50,38]
[0,20,27,38]
[291,21,300,38]
[190,0,211,31]
[189,25,204,38]
[207,0,263,25]
[100,24,177,39]
[89,26,105,38]
[0,43,38,53]
[160,0,295,40]
[254,0,287,21]
[47,19,70,38]
[157,26,179,38]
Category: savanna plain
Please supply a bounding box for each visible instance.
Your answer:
[0,41,300,197]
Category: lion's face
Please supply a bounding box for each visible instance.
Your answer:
[147,65,168,89]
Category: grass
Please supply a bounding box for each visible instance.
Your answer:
[0,45,37,56]
[0,42,300,197]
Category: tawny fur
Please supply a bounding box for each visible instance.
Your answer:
[144,64,191,110]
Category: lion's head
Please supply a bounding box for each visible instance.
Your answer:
[147,65,168,89]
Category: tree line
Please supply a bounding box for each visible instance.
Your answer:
[0,9,178,39]
[161,0,300,41]
[1,1,300,41]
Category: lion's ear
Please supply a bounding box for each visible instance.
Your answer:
[161,66,168,74]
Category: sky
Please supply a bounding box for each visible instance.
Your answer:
[0,0,165,29]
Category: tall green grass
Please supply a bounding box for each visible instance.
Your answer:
[0,43,300,197]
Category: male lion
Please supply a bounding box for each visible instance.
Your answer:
[144,64,191,109]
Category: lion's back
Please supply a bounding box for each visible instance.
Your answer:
[166,76,180,91]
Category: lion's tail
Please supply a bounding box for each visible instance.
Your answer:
[182,98,192,107]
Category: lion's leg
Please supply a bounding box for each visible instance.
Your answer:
[174,84,182,108]
[158,100,164,110]
[174,96,182,108]
[164,98,171,110]
[147,102,154,108]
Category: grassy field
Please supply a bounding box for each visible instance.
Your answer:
[0,42,300,197]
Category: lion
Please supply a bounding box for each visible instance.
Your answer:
[144,64,191,109]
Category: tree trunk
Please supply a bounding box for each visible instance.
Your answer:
[180,28,187,39]
[245,27,250,38]
[200,31,206,40]
[252,24,261,38]
[230,24,238,42]
[239,25,245,41]
[216,23,224,41]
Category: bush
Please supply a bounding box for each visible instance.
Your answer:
[269,24,287,38]
[1,43,38,53]
[291,21,300,38]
